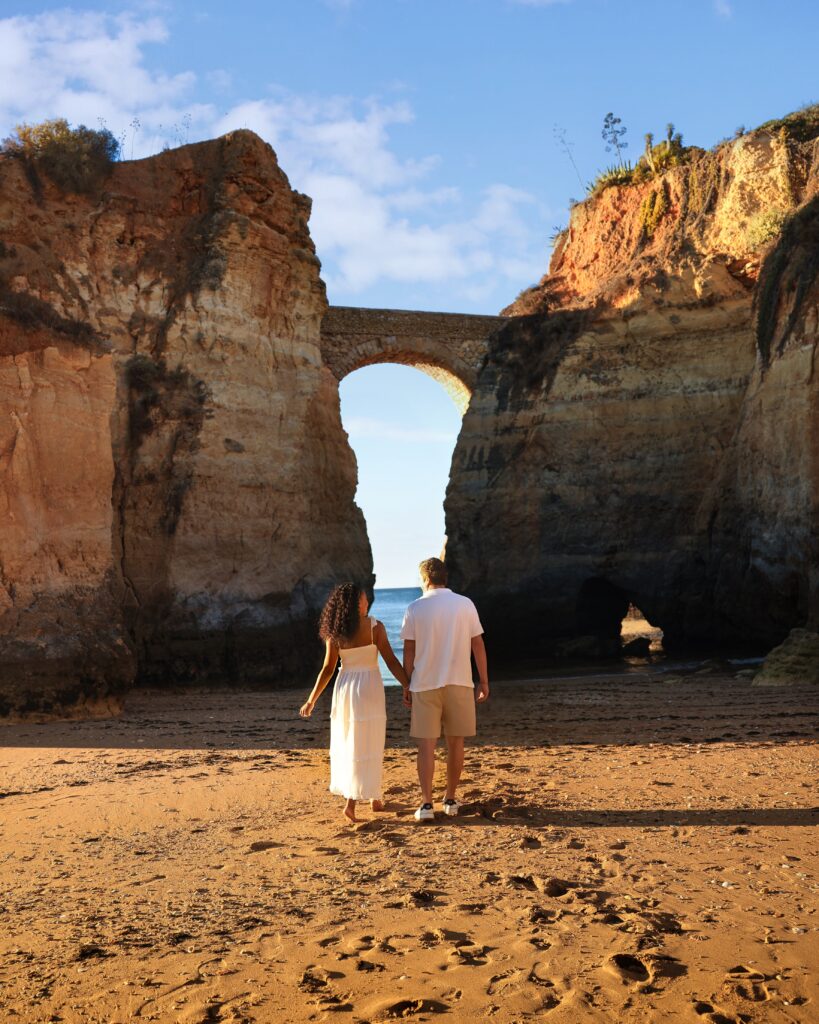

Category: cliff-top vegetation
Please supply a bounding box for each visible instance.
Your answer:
[584,103,819,203]
[1,118,119,197]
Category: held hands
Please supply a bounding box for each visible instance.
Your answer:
[401,685,412,709]
[299,698,316,718]
[475,680,490,704]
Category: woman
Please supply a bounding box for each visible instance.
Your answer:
[299,583,410,823]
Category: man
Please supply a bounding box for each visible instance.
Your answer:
[400,557,489,822]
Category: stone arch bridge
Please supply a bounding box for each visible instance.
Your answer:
[320,306,508,413]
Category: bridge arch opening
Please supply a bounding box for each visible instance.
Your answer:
[321,305,507,417]
[339,362,464,675]
[341,353,472,414]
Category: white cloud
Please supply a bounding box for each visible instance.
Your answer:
[0,10,212,153]
[0,8,551,307]
[714,0,732,16]
[210,88,550,297]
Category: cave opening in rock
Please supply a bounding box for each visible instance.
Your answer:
[621,603,665,656]
[338,361,466,678]
[576,578,664,657]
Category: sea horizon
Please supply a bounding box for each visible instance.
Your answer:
[372,585,422,685]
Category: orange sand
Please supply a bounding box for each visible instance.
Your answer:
[1,673,817,1023]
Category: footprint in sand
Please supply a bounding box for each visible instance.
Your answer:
[247,841,282,853]
[339,934,376,957]
[528,964,562,1009]
[356,959,385,972]
[487,968,560,1014]
[528,906,560,925]
[487,969,527,996]
[371,997,449,1019]
[447,942,490,967]
[299,966,344,992]
[409,888,437,906]
[455,902,486,915]
[507,874,573,898]
[423,928,476,948]
[724,965,770,1002]
[607,953,651,984]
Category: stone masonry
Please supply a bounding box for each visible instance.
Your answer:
[320,306,507,413]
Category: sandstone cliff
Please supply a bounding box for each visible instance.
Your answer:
[0,132,371,712]
[3,109,817,709]
[446,109,819,657]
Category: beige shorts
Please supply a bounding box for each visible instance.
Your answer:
[410,684,476,739]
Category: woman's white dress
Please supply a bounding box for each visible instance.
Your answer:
[329,619,387,801]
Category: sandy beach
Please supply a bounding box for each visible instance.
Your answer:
[1,672,817,1024]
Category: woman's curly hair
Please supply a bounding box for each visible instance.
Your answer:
[319,582,364,645]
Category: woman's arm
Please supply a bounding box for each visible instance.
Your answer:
[299,639,339,717]
[374,622,412,706]
[402,640,415,681]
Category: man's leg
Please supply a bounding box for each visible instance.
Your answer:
[445,736,464,801]
[416,738,437,804]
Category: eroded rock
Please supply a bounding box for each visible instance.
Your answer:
[0,131,371,710]
[753,629,819,686]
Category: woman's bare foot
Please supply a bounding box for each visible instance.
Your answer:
[343,799,357,823]
[370,799,385,812]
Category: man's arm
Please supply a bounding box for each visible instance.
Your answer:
[471,634,489,703]
[402,640,415,708]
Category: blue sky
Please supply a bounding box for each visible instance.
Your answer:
[3,1,818,584]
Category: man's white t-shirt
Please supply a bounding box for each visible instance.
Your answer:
[400,587,484,692]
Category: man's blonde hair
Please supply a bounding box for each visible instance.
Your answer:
[419,557,448,586]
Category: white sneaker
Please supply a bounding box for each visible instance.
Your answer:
[414,802,434,822]
[442,798,460,817]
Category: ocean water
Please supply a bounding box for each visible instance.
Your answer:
[370,586,421,685]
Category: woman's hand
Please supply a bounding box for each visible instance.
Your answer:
[299,698,315,718]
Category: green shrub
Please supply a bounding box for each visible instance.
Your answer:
[745,208,788,250]
[2,118,120,195]
[632,124,688,183]
[756,102,819,144]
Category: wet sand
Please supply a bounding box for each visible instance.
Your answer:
[1,672,817,1023]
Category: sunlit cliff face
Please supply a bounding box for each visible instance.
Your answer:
[446,117,819,657]
[2,111,818,714]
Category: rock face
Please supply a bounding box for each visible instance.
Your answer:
[0,132,371,712]
[3,111,817,708]
[753,629,819,686]
[0,341,132,710]
[446,113,819,657]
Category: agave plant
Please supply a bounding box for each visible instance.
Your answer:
[587,161,635,197]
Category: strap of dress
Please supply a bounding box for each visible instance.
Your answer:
[370,617,375,643]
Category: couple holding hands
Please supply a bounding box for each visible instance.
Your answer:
[299,557,490,823]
